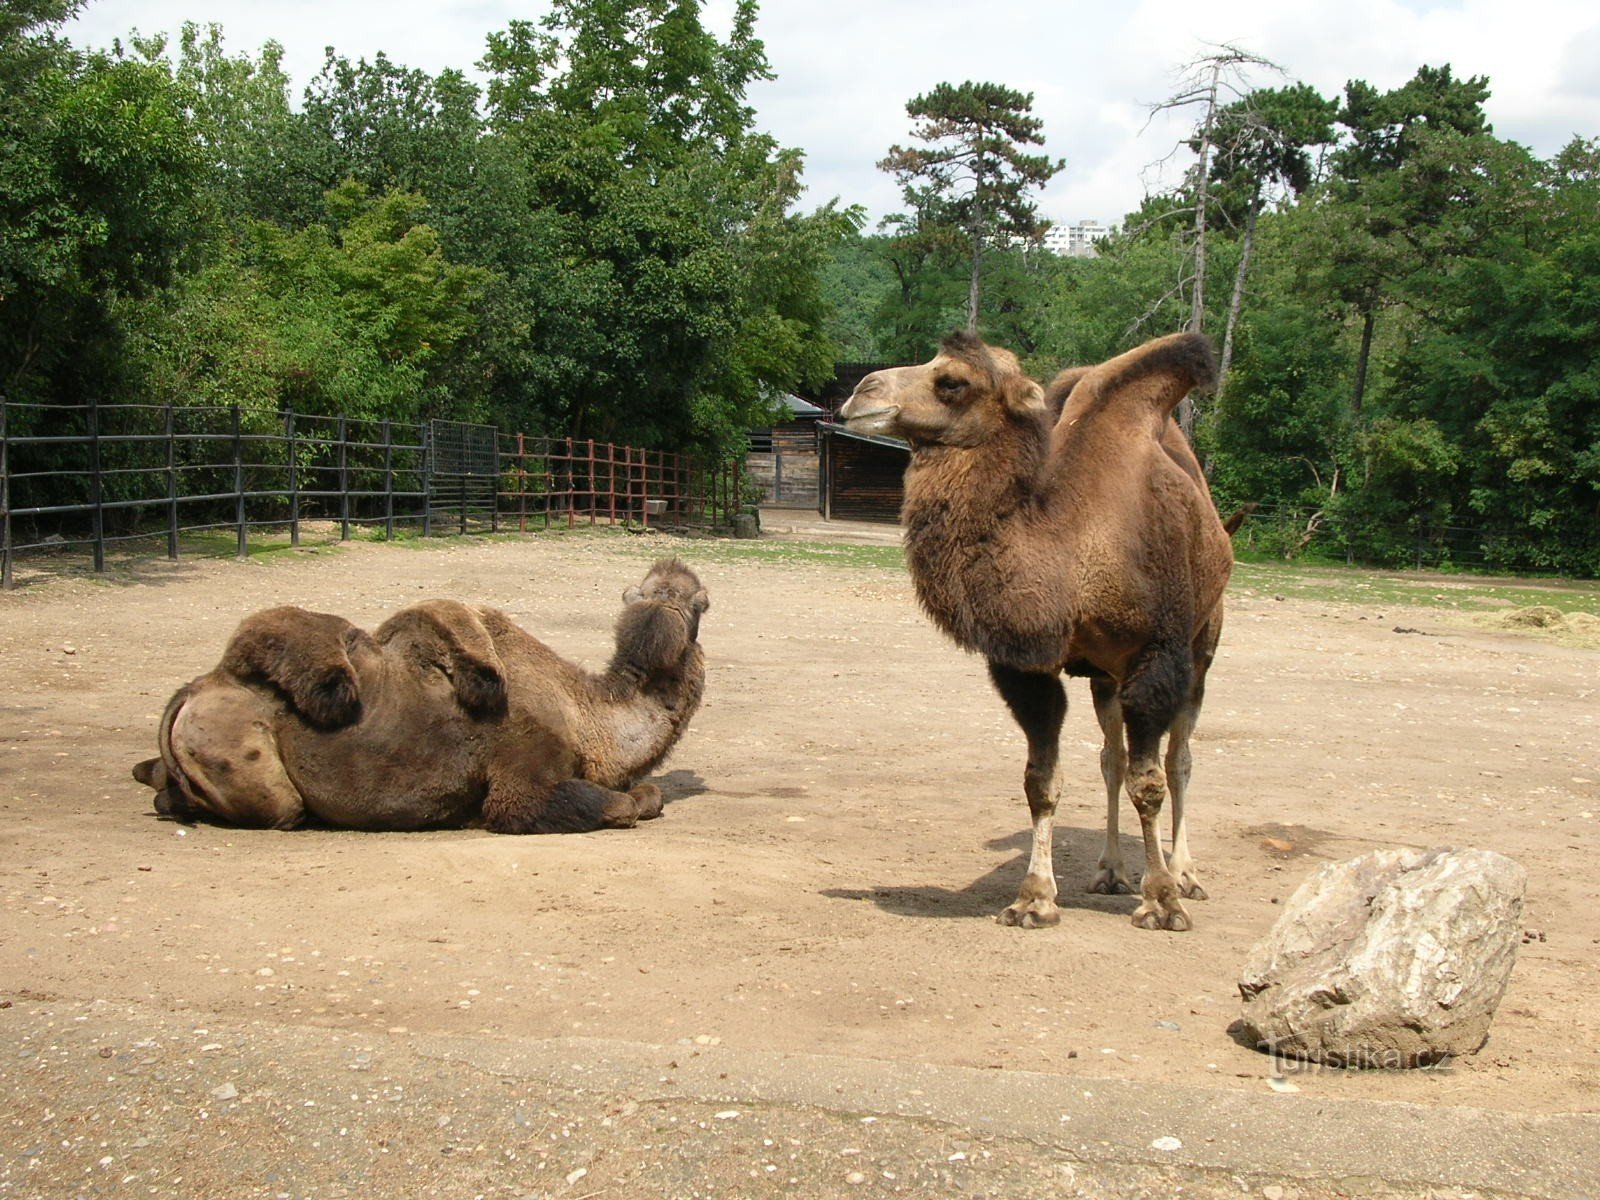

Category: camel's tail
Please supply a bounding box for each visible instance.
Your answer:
[1222,502,1257,537]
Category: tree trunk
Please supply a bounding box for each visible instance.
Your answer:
[1187,61,1221,337]
[1352,306,1376,417]
[1176,62,1221,437]
[1217,185,1261,400]
[966,224,983,332]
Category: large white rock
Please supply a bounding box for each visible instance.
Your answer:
[1236,847,1526,1068]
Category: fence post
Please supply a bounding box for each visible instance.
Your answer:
[605,443,616,525]
[491,431,501,534]
[89,399,106,573]
[1,397,11,590]
[421,422,433,538]
[164,405,178,560]
[516,433,527,533]
[542,438,552,531]
[338,415,351,542]
[620,445,632,528]
[383,419,395,541]
[458,431,469,536]
[587,438,596,526]
[569,438,582,528]
[232,405,246,560]
[285,411,300,548]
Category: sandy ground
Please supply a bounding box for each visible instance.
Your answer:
[2,522,1598,1197]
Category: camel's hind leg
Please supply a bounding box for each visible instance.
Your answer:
[987,662,1068,929]
[482,777,663,834]
[1087,677,1135,895]
[1164,678,1207,901]
[1120,645,1193,932]
[166,679,305,829]
[1169,613,1222,902]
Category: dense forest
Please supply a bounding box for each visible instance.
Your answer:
[4,1,1598,573]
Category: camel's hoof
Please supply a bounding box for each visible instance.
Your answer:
[1086,870,1134,896]
[999,901,1061,929]
[1131,902,1192,932]
[630,783,664,821]
[1179,879,1209,901]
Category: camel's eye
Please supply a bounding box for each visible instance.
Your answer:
[934,374,968,403]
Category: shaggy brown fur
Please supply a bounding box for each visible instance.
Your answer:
[131,558,709,834]
[839,332,1234,931]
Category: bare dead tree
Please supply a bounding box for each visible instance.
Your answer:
[1144,44,1280,433]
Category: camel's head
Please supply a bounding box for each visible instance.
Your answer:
[839,332,1046,448]
[613,558,710,676]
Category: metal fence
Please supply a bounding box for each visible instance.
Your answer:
[1,400,745,588]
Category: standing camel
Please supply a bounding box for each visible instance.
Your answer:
[839,332,1233,931]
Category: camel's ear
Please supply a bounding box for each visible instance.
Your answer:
[623,585,643,604]
[132,757,167,789]
[1001,374,1047,419]
[691,589,709,614]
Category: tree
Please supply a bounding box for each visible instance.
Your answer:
[299,50,486,224]
[1326,64,1493,415]
[164,23,311,227]
[817,232,899,362]
[1,3,208,402]
[1203,83,1336,395]
[1145,45,1279,431]
[879,81,1062,332]
[120,180,493,422]
[479,0,851,454]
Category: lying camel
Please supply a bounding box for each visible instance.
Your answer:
[840,332,1233,931]
[132,558,709,834]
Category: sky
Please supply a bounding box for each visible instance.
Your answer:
[64,0,1600,229]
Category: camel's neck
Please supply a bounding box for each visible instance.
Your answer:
[585,646,705,787]
[904,421,1044,532]
[901,420,1070,669]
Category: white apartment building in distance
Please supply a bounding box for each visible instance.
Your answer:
[1042,220,1109,258]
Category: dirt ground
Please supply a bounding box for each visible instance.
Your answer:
[2,521,1598,1196]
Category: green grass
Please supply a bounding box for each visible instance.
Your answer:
[1229,559,1600,616]
[682,529,1600,617]
[675,537,907,571]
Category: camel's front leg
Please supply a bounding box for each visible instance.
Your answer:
[988,663,1068,929]
[1087,678,1134,895]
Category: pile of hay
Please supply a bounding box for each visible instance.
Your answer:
[1490,605,1600,645]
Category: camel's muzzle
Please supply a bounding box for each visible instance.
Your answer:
[151,786,199,822]
[839,401,900,438]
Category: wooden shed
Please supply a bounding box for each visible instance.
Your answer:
[817,422,908,523]
[745,393,825,508]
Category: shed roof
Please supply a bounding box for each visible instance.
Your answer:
[780,393,826,418]
[817,421,908,451]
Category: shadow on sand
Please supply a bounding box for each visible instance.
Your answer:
[821,825,1146,922]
